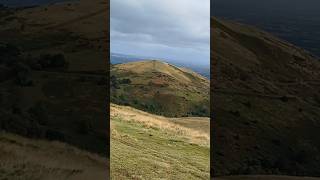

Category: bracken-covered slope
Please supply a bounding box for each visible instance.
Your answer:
[212,17,320,176]
[111,60,210,117]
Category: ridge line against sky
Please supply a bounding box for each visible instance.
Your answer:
[110,0,210,66]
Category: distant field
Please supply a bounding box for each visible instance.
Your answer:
[110,104,210,179]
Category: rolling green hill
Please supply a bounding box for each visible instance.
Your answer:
[212,17,320,176]
[111,60,210,117]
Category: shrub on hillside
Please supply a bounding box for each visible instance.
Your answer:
[38,53,68,69]
[14,62,33,86]
[313,94,320,105]
[1,114,30,136]
[0,65,14,82]
[97,77,107,85]
[119,78,131,84]
[191,105,209,117]
[45,129,65,141]
[280,96,289,102]
[28,102,48,125]
[110,75,120,89]
[0,43,20,57]
[0,43,21,65]
[76,120,92,135]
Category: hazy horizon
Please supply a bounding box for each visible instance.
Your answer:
[212,0,320,57]
[111,0,210,66]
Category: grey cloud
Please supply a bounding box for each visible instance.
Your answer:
[111,0,210,65]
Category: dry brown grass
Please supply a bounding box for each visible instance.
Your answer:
[0,132,109,180]
[110,103,210,146]
[113,60,209,85]
[110,104,210,179]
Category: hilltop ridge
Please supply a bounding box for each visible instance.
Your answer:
[111,60,210,117]
[113,60,208,84]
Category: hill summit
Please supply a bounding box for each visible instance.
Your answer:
[111,60,209,117]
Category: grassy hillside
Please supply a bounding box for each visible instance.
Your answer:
[0,132,108,180]
[110,104,210,179]
[111,60,210,117]
[0,0,108,156]
[212,17,320,176]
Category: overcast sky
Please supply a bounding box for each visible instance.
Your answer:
[111,0,210,66]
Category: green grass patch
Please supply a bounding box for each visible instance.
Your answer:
[111,116,210,179]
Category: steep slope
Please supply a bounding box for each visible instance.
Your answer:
[0,132,108,180]
[110,103,210,179]
[0,0,108,157]
[111,60,209,117]
[212,17,320,176]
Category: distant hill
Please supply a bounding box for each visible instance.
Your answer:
[111,53,152,65]
[111,52,210,79]
[212,0,320,58]
[110,103,210,179]
[212,17,320,176]
[111,60,210,117]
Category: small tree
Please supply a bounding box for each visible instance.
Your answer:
[76,120,91,135]
[38,53,67,69]
[110,75,120,89]
[120,78,131,84]
[28,102,48,125]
